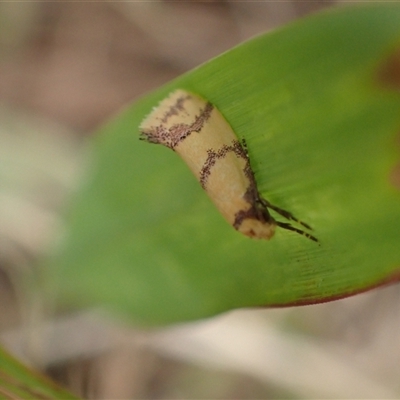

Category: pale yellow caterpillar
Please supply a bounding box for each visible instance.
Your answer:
[140,89,317,242]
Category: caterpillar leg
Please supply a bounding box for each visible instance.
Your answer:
[259,198,313,230]
[276,221,318,243]
[258,198,318,242]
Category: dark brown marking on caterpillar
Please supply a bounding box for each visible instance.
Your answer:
[199,140,247,189]
[140,95,213,150]
[160,93,191,124]
[233,186,273,231]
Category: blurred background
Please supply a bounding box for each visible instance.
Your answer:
[0,1,399,399]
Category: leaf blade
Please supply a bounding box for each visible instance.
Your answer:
[50,5,400,325]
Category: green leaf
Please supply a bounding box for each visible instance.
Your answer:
[49,5,400,325]
[0,346,79,399]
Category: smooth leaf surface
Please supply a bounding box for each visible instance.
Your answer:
[0,346,79,399]
[49,5,400,325]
